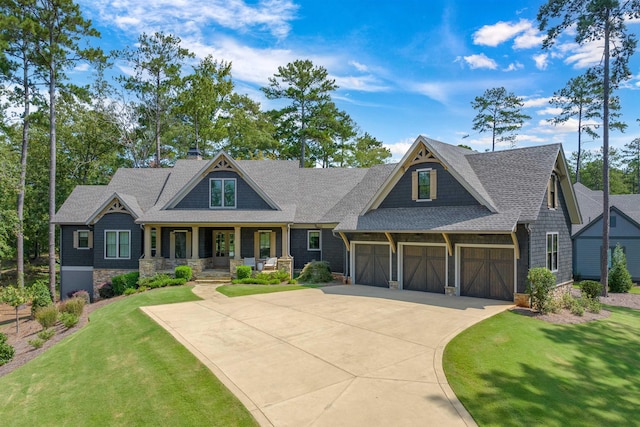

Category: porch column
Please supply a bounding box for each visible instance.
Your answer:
[191,226,199,259]
[281,225,289,258]
[144,225,152,259]
[234,226,241,260]
[155,227,162,257]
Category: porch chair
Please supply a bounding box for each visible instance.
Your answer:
[244,257,256,270]
[263,257,278,271]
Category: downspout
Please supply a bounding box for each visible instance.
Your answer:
[526,223,532,274]
[287,223,292,257]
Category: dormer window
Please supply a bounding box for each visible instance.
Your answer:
[548,174,558,209]
[210,178,236,208]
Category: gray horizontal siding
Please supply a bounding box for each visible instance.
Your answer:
[574,237,640,282]
[379,163,480,208]
[93,213,142,269]
[174,171,273,210]
[578,211,640,238]
[60,225,93,267]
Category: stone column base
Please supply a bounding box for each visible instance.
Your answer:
[388,280,399,290]
[445,286,456,296]
[277,257,293,279]
[514,293,530,307]
[230,259,244,277]
[187,259,204,278]
[139,259,156,278]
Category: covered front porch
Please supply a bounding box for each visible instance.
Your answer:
[138,224,293,279]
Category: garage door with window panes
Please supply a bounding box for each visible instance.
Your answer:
[459,247,514,301]
[354,244,390,287]
[402,245,446,293]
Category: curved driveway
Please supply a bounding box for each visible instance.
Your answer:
[143,285,512,426]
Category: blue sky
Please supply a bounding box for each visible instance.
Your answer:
[75,0,640,162]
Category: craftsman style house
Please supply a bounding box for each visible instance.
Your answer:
[53,136,581,302]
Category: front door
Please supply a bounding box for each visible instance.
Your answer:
[213,231,235,268]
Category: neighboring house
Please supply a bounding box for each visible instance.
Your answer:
[572,182,640,282]
[53,136,581,302]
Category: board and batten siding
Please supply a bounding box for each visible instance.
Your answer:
[174,171,273,210]
[378,163,480,208]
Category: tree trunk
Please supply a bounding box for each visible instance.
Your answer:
[155,74,161,167]
[300,103,306,168]
[17,54,30,288]
[48,28,57,301]
[576,107,582,183]
[601,13,611,296]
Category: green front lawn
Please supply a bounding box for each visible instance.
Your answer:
[217,284,321,297]
[0,287,257,427]
[630,285,640,295]
[444,306,640,426]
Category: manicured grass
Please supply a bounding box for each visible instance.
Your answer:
[444,306,640,426]
[630,286,640,295]
[217,284,321,297]
[0,287,258,427]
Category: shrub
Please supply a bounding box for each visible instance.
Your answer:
[35,305,59,329]
[139,274,171,288]
[28,338,44,349]
[124,288,138,296]
[609,244,633,293]
[547,297,562,314]
[37,328,55,341]
[30,280,52,318]
[288,279,297,285]
[0,333,15,366]
[59,297,85,317]
[584,297,602,314]
[97,282,114,299]
[137,286,148,293]
[237,266,252,280]
[526,267,556,314]
[232,278,271,285]
[111,272,140,295]
[580,280,603,300]
[570,301,585,316]
[298,261,333,283]
[70,290,90,304]
[256,269,290,283]
[560,292,575,310]
[59,312,79,329]
[175,266,193,281]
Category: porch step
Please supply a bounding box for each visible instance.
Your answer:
[195,277,232,285]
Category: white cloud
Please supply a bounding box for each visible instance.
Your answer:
[85,0,298,39]
[333,74,389,92]
[411,82,450,103]
[349,61,368,72]
[384,137,415,161]
[532,53,549,70]
[73,62,91,72]
[522,96,552,108]
[537,107,563,116]
[459,53,498,70]
[503,61,523,72]
[514,29,544,49]
[473,19,536,47]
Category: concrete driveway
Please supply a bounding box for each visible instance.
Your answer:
[142,285,512,426]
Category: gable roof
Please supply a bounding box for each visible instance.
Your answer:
[54,136,582,233]
[572,182,640,236]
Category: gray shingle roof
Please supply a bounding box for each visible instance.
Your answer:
[54,136,574,234]
[572,182,640,235]
[335,206,520,233]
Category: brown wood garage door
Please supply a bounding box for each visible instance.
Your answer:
[354,244,390,287]
[460,247,514,301]
[402,245,446,293]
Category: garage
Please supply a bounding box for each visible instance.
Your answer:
[401,245,446,293]
[353,243,390,287]
[459,246,514,301]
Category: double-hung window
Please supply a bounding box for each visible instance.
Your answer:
[105,230,130,260]
[210,178,236,208]
[412,168,437,201]
[546,232,558,272]
[308,230,321,251]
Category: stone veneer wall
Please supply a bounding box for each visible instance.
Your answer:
[93,268,137,300]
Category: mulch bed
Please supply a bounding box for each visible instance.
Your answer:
[0,296,124,378]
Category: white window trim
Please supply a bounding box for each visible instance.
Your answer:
[549,174,558,210]
[416,168,432,202]
[104,230,131,260]
[77,230,91,250]
[209,178,237,209]
[546,232,559,272]
[307,230,321,251]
